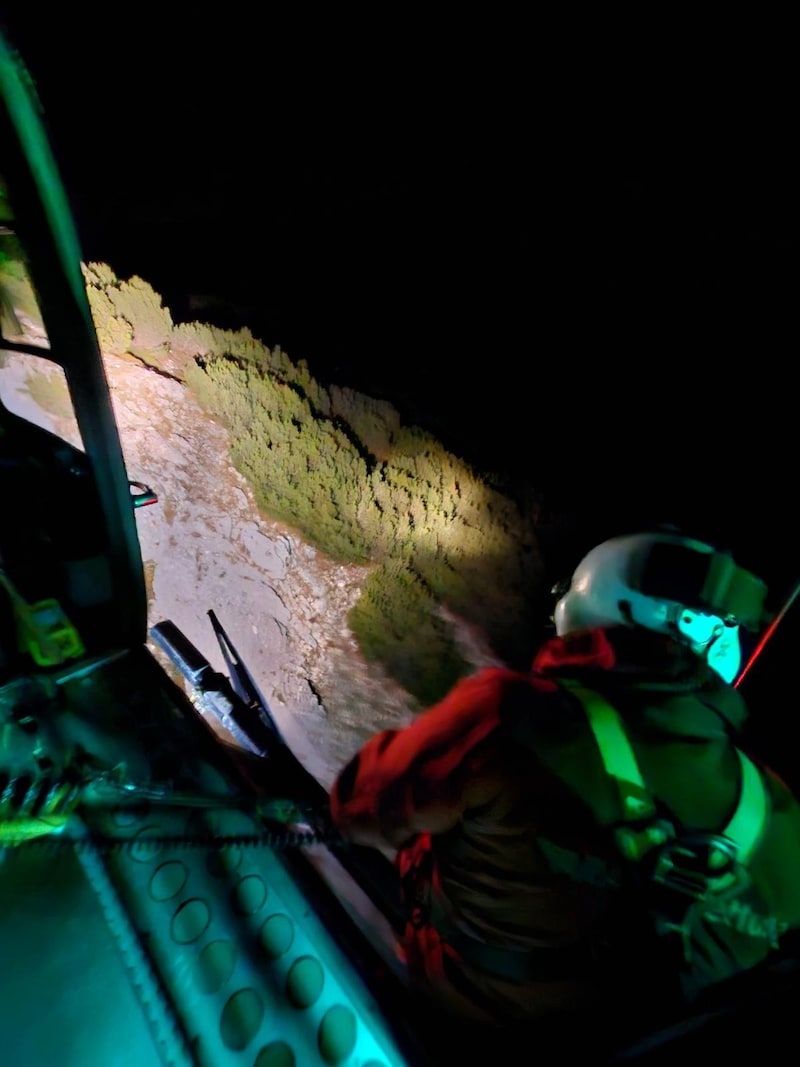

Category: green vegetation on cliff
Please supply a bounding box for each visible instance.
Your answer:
[79,264,547,704]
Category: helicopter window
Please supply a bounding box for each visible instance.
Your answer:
[0,172,83,449]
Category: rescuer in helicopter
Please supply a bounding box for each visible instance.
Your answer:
[330,528,800,1045]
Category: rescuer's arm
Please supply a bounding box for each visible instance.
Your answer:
[329,668,524,851]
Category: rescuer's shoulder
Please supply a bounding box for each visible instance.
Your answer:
[429,664,563,722]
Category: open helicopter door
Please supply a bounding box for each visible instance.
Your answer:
[1,26,432,1067]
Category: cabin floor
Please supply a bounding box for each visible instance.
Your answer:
[2,645,799,1067]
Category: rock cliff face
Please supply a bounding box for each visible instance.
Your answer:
[2,351,501,790]
[115,354,420,791]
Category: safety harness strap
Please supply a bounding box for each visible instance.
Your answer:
[727,749,768,864]
[426,679,769,985]
[560,679,768,864]
[560,679,655,822]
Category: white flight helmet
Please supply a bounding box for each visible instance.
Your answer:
[553,531,768,683]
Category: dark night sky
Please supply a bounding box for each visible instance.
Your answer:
[3,17,799,721]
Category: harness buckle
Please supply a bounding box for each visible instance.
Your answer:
[651,832,740,900]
